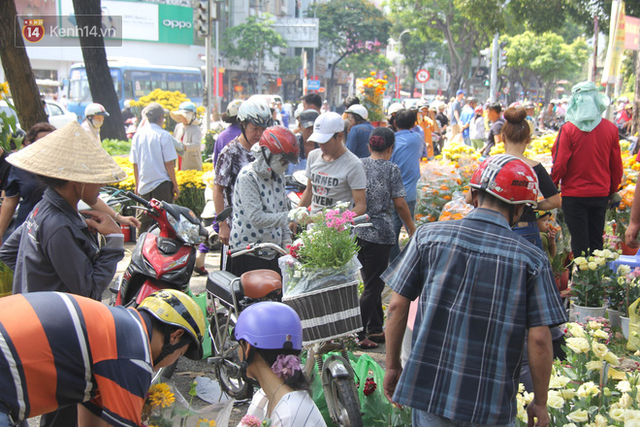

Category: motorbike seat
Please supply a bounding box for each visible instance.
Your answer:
[240,269,282,299]
[206,270,243,305]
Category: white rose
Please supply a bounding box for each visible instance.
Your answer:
[567,409,589,423]
[617,381,632,393]
[619,265,632,276]
[592,329,609,340]
[567,323,586,337]
[588,261,598,270]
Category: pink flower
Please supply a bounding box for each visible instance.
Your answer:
[240,415,262,427]
[271,354,302,379]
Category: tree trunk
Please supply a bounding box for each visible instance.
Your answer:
[0,0,48,132]
[72,0,126,141]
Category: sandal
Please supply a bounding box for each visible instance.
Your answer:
[368,332,385,343]
[194,266,209,276]
[357,338,379,349]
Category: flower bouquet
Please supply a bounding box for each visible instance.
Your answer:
[279,205,361,296]
[141,380,233,427]
[415,162,463,226]
[356,72,387,123]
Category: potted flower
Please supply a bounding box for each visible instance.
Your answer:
[606,264,632,328]
[614,267,640,339]
[569,249,619,322]
[356,72,387,125]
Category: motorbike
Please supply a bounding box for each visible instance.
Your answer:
[112,191,231,308]
[205,243,288,400]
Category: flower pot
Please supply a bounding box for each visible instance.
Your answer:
[621,241,639,256]
[621,315,630,339]
[570,304,605,323]
[607,308,622,329]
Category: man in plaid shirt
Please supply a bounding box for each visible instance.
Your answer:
[383,155,567,427]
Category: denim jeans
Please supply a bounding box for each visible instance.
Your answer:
[0,411,13,427]
[512,222,543,250]
[413,410,516,427]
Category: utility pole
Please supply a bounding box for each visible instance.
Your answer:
[489,32,499,102]
[197,0,212,130]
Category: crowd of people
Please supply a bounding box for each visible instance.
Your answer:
[0,78,631,427]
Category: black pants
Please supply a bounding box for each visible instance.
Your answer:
[227,253,281,278]
[357,239,392,339]
[562,196,608,257]
[40,405,77,427]
[139,181,174,234]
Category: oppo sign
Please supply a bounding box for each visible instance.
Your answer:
[162,19,192,29]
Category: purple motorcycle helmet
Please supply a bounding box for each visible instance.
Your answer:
[234,301,303,350]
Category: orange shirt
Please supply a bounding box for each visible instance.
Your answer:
[418,117,435,158]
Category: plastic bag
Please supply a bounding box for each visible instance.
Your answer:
[141,379,234,427]
[279,254,362,296]
[415,162,462,226]
[0,261,13,298]
[354,353,412,426]
[627,297,640,351]
[438,191,474,221]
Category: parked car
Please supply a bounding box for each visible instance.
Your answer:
[0,99,78,130]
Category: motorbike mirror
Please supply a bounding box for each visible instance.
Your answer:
[217,207,233,222]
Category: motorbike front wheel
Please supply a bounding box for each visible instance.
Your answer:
[210,315,253,400]
[328,376,363,427]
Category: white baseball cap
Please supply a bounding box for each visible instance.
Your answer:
[309,112,344,144]
[345,104,368,120]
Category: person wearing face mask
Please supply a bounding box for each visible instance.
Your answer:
[228,126,300,276]
[81,102,109,142]
[171,101,203,171]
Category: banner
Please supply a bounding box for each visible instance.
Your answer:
[601,0,627,84]
[625,16,640,50]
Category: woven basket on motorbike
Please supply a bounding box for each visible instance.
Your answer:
[282,281,362,346]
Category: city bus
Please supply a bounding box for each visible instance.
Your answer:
[67,61,203,119]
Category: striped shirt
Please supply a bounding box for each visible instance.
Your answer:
[0,292,153,427]
[381,208,567,425]
[247,389,327,427]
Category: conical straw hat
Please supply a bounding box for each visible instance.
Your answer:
[6,121,126,184]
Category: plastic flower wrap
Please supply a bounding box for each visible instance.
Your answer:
[438,191,474,221]
[356,72,387,122]
[279,205,361,296]
[141,380,232,427]
[415,162,462,226]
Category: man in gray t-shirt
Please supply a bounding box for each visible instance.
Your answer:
[299,112,366,215]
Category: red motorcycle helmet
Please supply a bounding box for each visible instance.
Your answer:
[469,154,539,206]
[259,125,300,164]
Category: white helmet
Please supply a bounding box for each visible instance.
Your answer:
[345,104,368,120]
[387,102,404,116]
[84,103,109,118]
[226,99,243,118]
[238,98,273,128]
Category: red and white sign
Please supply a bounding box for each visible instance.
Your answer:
[416,69,430,83]
[503,87,510,94]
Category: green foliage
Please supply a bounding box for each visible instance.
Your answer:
[222,15,286,67]
[343,53,393,80]
[309,0,392,72]
[503,31,589,99]
[175,187,205,217]
[101,139,131,156]
[0,98,21,152]
[202,126,224,160]
[279,55,302,77]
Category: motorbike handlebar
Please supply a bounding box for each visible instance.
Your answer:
[227,242,289,258]
[125,191,151,208]
[352,214,369,225]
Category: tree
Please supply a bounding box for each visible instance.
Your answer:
[388,0,502,95]
[222,15,286,94]
[309,0,391,104]
[0,0,48,132]
[342,53,393,81]
[503,31,589,102]
[398,32,447,95]
[72,0,126,140]
[279,55,302,101]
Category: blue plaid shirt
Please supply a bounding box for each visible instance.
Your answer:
[381,208,567,425]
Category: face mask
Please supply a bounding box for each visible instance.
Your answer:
[270,155,289,175]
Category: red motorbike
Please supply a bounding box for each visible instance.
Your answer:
[113,191,230,307]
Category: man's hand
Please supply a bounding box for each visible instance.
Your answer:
[116,214,141,229]
[383,367,403,405]
[219,221,230,246]
[81,210,122,236]
[527,401,550,427]
[626,222,640,248]
[172,183,180,199]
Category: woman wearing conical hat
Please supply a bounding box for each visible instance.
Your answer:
[0,121,129,300]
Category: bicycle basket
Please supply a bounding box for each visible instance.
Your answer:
[282,280,362,346]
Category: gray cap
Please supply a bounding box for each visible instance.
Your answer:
[299,109,320,129]
[143,102,166,122]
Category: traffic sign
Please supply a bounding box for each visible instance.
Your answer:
[307,79,321,90]
[416,69,430,83]
[503,87,510,94]
[318,87,326,93]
